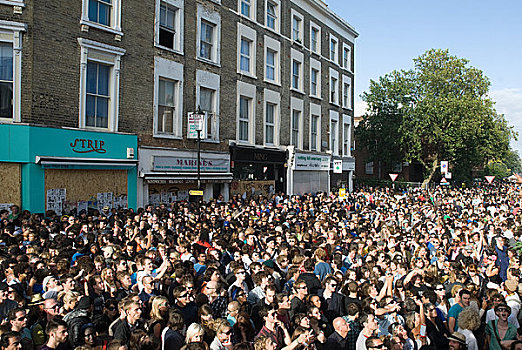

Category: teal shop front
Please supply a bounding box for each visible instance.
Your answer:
[0,124,138,213]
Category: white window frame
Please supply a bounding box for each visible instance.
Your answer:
[197,4,221,65]
[237,81,256,144]
[342,43,351,71]
[265,0,280,33]
[264,36,280,85]
[78,38,125,132]
[309,21,321,55]
[152,57,183,138]
[0,1,24,8]
[329,33,338,64]
[329,68,339,105]
[0,20,25,123]
[239,0,256,21]
[309,58,321,99]
[342,75,352,109]
[290,48,304,93]
[291,9,303,44]
[155,0,184,54]
[309,103,321,152]
[342,114,351,157]
[329,110,339,156]
[196,70,220,142]
[264,89,280,146]
[290,97,304,149]
[237,23,256,77]
[81,0,123,36]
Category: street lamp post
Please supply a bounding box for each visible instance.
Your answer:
[194,106,204,190]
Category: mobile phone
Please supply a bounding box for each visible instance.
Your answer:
[420,324,426,337]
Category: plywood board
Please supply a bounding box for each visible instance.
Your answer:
[0,163,21,206]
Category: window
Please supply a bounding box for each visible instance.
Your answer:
[265,103,275,144]
[266,49,275,81]
[310,68,318,97]
[292,60,300,90]
[343,45,350,70]
[239,96,250,142]
[343,82,350,107]
[366,161,374,175]
[81,0,122,34]
[240,0,251,17]
[343,121,350,156]
[239,38,251,73]
[0,43,13,119]
[156,0,183,52]
[330,37,337,62]
[200,21,214,60]
[330,119,338,155]
[199,87,215,139]
[197,4,221,64]
[266,1,277,30]
[310,115,319,151]
[330,77,337,103]
[291,11,303,43]
[79,38,125,131]
[86,62,110,128]
[311,27,318,53]
[157,78,177,134]
[291,110,300,146]
[197,70,220,141]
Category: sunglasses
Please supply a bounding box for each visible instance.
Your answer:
[369,345,384,349]
[16,316,27,321]
[221,329,232,335]
[498,308,510,313]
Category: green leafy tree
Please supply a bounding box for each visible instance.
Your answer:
[357,49,516,184]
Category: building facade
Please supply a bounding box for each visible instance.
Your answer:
[0,0,357,213]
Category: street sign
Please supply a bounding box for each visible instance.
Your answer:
[333,160,342,173]
[441,161,448,174]
[187,112,206,139]
[445,172,452,179]
[485,176,495,184]
[189,190,204,196]
[389,173,398,182]
[440,178,449,185]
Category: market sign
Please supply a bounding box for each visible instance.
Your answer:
[293,153,330,171]
[153,156,228,172]
[187,112,206,139]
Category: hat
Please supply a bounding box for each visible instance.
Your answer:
[447,332,467,345]
[43,290,58,300]
[494,302,511,314]
[42,276,54,292]
[28,294,44,306]
[266,237,276,245]
[103,206,109,210]
[77,296,93,310]
[263,260,275,269]
[505,279,518,292]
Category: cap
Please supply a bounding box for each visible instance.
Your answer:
[447,332,467,345]
[42,276,54,292]
[263,260,275,269]
[28,294,44,306]
[77,296,93,310]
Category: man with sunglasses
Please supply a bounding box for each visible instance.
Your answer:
[172,286,197,327]
[8,308,31,350]
[319,276,346,322]
[365,336,384,350]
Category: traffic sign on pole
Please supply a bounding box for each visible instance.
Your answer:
[485,176,495,184]
[389,173,398,182]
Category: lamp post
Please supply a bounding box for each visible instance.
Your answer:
[194,106,204,190]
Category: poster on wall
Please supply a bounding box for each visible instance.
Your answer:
[97,192,113,210]
[46,188,66,215]
[230,180,275,199]
[113,195,128,209]
[0,204,14,212]
[177,190,189,201]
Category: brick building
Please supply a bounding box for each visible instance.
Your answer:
[0,0,357,213]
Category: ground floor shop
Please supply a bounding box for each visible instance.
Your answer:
[287,147,331,195]
[0,124,138,214]
[330,156,355,193]
[230,146,286,199]
[138,147,232,205]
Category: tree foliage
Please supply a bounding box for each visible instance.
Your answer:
[356,49,517,183]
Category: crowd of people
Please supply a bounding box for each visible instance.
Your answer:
[1,184,522,350]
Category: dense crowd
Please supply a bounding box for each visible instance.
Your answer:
[1,184,522,350]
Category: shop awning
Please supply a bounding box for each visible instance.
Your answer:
[143,172,234,184]
[36,156,138,169]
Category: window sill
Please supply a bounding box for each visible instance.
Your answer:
[264,79,281,87]
[309,94,322,101]
[153,133,182,140]
[292,40,304,48]
[237,71,257,80]
[196,56,220,67]
[0,0,24,7]
[82,126,115,133]
[310,50,321,58]
[0,117,15,124]
[264,25,280,35]
[154,44,184,56]
[201,138,220,144]
[80,20,124,37]
[238,13,257,25]
[329,101,340,107]
[290,87,305,95]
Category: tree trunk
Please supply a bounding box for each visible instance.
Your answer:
[422,159,438,188]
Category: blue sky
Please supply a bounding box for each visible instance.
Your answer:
[327,0,522,154]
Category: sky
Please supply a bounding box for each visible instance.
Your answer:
[327,0,522,154]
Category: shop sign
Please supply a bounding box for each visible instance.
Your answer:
[343,157,356,171]
[70,138,107,154]
[293,153,330,171]
[231,146,286,163]
[187,112,206,139]
[153,156,228,172]
[189,190,204,196]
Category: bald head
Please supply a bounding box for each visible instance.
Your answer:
[333,317,350,337]
[205,281,218,296]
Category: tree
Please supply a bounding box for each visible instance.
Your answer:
[357,49,516,184]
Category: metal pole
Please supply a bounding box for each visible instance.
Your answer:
[197,129,201,190]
